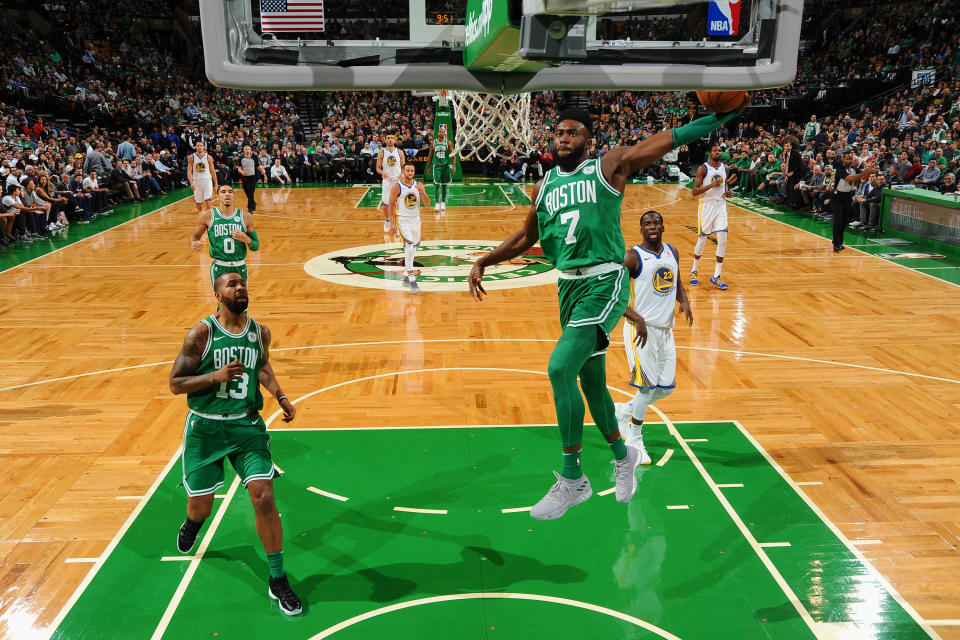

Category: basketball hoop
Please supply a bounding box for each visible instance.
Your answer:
[438,90,533,164]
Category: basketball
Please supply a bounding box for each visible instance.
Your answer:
[696,90,751,114]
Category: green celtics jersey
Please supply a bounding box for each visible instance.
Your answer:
[187,315,264,416]
[208,208,247,263]
[535,158,624,271]
[433,140,451,167]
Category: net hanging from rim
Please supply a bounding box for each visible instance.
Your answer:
[438,90,533,163]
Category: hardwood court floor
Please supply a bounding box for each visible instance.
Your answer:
[0,183,958,639]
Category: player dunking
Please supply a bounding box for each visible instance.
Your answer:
[615,211,693,463]
[187,141,218,215]
[690,145,732,290]
[377,134,403,232]
[169,271,302,615]
[387,162,430,293]
[189,184,259,288]
[427,125,454,212]
[469,106,739,520]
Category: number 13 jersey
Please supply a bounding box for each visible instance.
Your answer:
[187,315,264,416]
[534,158,624,271]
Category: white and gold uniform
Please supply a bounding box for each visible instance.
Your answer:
[622,243,678,390]
[395,179,422,246]
[380,147,403,206]
[697,161,728,235]
[192,152,214,204]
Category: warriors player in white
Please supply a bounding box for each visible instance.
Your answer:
[377,134,403,232]
[187,141,218,215]
[690,145,732,290]
[615,211,693,462]
[387,162,430,293]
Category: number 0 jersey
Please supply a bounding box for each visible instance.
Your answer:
[535,158,624,271]
[187,315,264,416]
[208,207,247,263]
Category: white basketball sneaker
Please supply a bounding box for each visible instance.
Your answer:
[530,471,592,520]
[434,203,440,211]
[613,445,641,503]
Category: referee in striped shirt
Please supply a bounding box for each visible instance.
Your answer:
[240,145,267,213]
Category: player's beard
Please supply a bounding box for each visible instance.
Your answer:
[223,296,248,314]
[557,140,587,172]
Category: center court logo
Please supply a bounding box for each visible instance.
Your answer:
[304,240,558,292]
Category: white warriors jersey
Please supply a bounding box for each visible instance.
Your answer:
[382,147,402,179]
[396,180,421,217]
[699,162,727,203]
[193,152,212,182]
[628,243,679,328]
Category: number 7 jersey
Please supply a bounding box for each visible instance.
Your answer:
[534,158,624,271]
[208,207,247,263]
[187,315,264,416]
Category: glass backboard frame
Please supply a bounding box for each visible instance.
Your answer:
[200,0,803,93]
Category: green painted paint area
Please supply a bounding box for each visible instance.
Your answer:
[50,423,931,639]
[356,183,531,209]
[674,422,930,638]
[722,194,960,286]
[0,189,192,273]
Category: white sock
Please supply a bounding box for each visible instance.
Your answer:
[713,261,723,278]
[630,389,656,423]
[404,242,416,277]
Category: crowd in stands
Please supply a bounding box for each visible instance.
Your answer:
[3,0,960,250]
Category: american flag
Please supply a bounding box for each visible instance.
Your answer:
[260,0,325,32]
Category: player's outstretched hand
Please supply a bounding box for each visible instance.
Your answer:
[468,262,487,302]
[190,238,202,252]
[279,397,296,423]
[213,359,243,383]
[679,300,693,326]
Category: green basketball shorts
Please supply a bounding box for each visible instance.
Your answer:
[557,264,629,351]
[181,411,274,496]
[432,165,452,184]
[209,261,248,290]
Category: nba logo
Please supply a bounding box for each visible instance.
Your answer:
[707,0,740,36]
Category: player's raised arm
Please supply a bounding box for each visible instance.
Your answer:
[169,323,241,394]
[601,109,744,192]
[189,210,211,251]
[257,324,295,422]
[468,181,542,302]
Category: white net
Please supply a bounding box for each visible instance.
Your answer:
[441,91,533,164]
